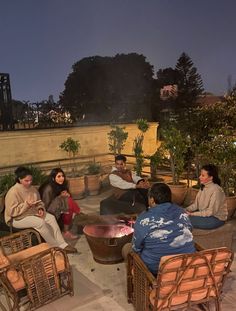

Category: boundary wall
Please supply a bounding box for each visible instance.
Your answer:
[0,122,158,174]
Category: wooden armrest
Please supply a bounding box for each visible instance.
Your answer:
[0,229,42,255]
[194,242,205,251]
[129,252,156,284]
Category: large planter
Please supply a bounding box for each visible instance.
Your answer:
[183,186,199,207]
[226,195,236,220]
[167,183,187,206]
[85,174,101,196]
[68,176,85,199]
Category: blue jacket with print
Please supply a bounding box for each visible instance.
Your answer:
[132,202,195,275]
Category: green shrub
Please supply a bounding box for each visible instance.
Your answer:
[0,173,15,195]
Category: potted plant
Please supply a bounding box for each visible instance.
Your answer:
[133,119,149,176]
[59,137,85,199]
[200,133,236,219]
[107,125,128,156]
[160,125,188,205]
[147,148,165,182]
[85,161,102,196]
[26,165,47,188]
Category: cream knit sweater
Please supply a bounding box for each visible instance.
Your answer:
[5,183,45,225]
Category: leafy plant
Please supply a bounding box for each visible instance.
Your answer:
[199,133,236,196]
[0,173,15,195]
[133,119,149,176]
[136,118,150,133]
[26,165,47,185]
[148,148,165,180]
[60,137,81,176]
[107,125,128,155]
[87,161,101,175]
[161,125,188,185]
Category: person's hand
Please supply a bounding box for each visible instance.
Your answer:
[26,199,41,208]
[143,179,150,189]
[36,208,45,218]
[136,179,150,189]
[60,190,70,197]
[186,211,192,215]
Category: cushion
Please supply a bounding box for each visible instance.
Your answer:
[6,243,66,291]
[149,248,231,308]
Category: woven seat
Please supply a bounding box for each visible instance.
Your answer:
[0,229,73,311]
[192,223,234,250]
[127,247,233,311]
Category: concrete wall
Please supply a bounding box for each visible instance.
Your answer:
[0,122,158,172]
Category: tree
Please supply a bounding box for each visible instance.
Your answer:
[175,52,204,109]
[59,53,156,122]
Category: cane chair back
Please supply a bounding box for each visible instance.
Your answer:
[127,247,233,311]
[0,230,73,311]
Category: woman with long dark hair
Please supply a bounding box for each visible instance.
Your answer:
[186,164,228,229]
[39,168,81,239]
[5,166,77,253]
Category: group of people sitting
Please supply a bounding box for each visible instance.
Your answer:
[4,166,81,254]
[3,154,228,274]
[110,155,228,275]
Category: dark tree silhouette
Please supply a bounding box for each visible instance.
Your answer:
[59,53,156,122]
[175,52,204,109]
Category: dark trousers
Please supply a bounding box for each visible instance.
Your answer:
[119,189,149,208]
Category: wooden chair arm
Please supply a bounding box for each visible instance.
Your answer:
[194,242,205,251]
[0,229,42,255]
[130,252,156,284]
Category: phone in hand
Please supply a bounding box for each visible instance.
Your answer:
[33,199,42,204]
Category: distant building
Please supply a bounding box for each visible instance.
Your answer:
[196,94,224,107]
[160,84,178,100]
[0,73,13,130]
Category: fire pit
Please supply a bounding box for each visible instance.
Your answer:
[83,224,134,264]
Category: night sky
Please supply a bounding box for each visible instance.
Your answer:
[1,0,236,102]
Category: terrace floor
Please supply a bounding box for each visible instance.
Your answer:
[35,186,236,311]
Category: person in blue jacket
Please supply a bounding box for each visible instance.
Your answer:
[132,183,195,275]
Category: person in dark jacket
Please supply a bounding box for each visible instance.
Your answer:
[132,183,195,275]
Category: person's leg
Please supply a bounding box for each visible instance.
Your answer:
[119,189,148,207]
[189,215,225,229]
[62,197,80,239]
[13,215,68,248]
[122,242,132,262]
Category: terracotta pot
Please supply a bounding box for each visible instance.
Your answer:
[168,183,187,206]
[226,195,236,220]
[85,174,101,195]
[68,176,85,199]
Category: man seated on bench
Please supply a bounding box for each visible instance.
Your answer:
[131,183,195,276]
[109,154,149,208]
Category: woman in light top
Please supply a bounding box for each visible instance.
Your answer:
[5,166,77,253]
[186,164,228,229]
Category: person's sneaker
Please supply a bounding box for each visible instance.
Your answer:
[63,231,79,240]
[63,245,78,254]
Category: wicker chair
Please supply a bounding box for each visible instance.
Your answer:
[127,247,234,311]
[0,229,73,311]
